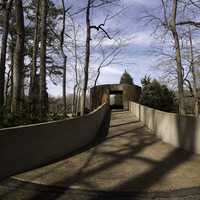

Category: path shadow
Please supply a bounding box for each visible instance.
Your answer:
[24,122,159,199]
[1,111,199,200]
[110,120,140,128]
[0,109,112,200]
[89,113,198,200]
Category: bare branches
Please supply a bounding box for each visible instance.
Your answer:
[176,20,200,27]
[161,0,168,26]
[142,0,200,114]
[189,0,200,9]
[90,23,111,39]
[71,0,119,16]
[93,45,121,86]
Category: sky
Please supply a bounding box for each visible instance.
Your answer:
[48,0,163,96]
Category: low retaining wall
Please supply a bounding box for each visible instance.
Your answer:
[129,102,200,154]
[0,104,110,181]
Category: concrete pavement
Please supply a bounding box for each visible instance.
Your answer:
[1,111,200,199]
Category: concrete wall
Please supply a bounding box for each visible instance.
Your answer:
[129,102,200,154]
[90,84,141,110]
[0,104,110,181]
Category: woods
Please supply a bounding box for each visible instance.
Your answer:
[0,0,200,128]
[0,0,120,127]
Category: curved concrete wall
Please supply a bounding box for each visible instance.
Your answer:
[129,102,200,154]
[0,104,110,180]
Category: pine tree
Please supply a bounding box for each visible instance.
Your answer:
[120,70,133,85]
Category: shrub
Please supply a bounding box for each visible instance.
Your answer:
[139,76,175,112]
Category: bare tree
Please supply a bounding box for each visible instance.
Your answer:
[70,20,81,116]
[144,0,187,114]
[80,0,91,116]
[0,0,13,116]
[160,0,200,115]
[29,0,40,117]
[11,0,25,114]
[60,0,71,117]
[169,0,185,114]
[93,40,122,87]
[188,29,199,116]
[80,0,116,115]
[39,0,48,119]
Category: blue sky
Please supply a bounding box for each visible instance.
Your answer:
[48,0,163,96]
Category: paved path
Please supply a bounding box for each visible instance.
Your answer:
[1,111,200,199]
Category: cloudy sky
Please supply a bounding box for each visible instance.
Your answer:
[48,0,163,96]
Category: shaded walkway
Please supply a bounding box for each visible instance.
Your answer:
[1,111,200,199]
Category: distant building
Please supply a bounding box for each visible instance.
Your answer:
[90,84,141,110]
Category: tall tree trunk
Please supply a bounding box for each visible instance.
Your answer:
[94,67,101,87]
[11,0,25,114]
[72,18,79,116]
[189,30,199,116]
[39,0,48,119]
[0,0,13,117]
[62,56,67,116]
[9,35,15,112]
[76,87,81,116]
[29,0,40,116]
[60,0,67,117]
[170,0,185,115]
[72,84,77,116]
[5,67,11,108]
[81,0,91,116]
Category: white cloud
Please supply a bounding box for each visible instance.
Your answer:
[132,32,156,46]
[97,66,124,85]
[122,0,159,7]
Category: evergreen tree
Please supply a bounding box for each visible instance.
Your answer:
[120,70,133,85]
[139,77,175,112]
